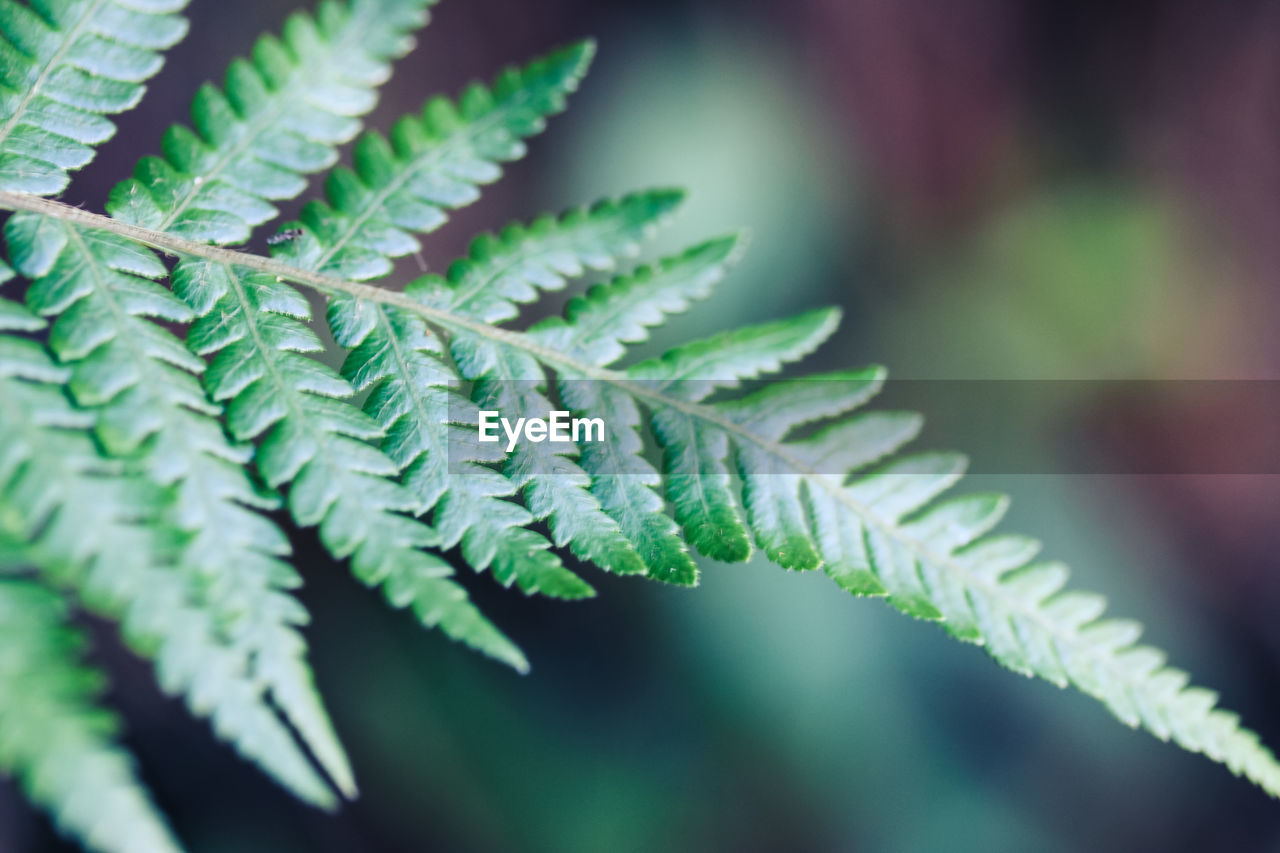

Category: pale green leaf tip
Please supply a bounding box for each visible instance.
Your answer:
[568,38,598,75]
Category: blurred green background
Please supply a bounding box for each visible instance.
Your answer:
[7,0,1280,850]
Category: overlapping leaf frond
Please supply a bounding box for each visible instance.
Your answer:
[336,190,692,598]
[0,239,340,808]
[266,37,698,597]
[0,579,179,853]
[157,42,597,667]
[0,0,447,810]
[0,0,191,194]
[0,294,331,847]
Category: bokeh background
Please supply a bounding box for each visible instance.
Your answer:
[6,0,1280,849]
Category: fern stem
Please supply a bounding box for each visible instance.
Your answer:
[0,196,1103,638]
[5,190,1279,791]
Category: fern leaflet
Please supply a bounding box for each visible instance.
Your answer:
[109,0,434,242]
[0,579,180,853]
[0,0,190,194]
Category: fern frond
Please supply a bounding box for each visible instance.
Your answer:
[105,21,595,673]
[3,217,342,807]
[0,0,1275,804]
[276,52,691,590]
[0,579,181,853]
[290,195,1280,793]
[10,184,1280,799]
[328,293,589,609]
[0,0,191,195]
[463,341,648,583]
[535,270,1280,793]
[424,243,707,589]
[108,0,435,242]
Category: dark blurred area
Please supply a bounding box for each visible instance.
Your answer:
[8,0,1280,849]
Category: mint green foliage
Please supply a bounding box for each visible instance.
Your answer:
[1,1,1279,850]
[330,291,592,602]
[3,219,341,809]
[625,308,842,564]
[246,42,607,609]
[175,257,525,671]
[398,187,1280,793]
[6,0,441,809]
[0,0,451,817]
[309,92,1280,791]
[0,0,191,195]
[0,300,327,846]
[403,190,695,589]
[559,297,1280,793]
[327,295,535,665]
[0,580,180,853]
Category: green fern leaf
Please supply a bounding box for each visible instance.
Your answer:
[0,0,1276,821]
[511,260,1280,794]
[449,331,648,583]
[274,209,1280,795]
[190,44,617,640]
[328,293,588,614]
[0,579,181,853]
[111,21,594,671]
[326,192,687,600]
[0,0,191,195]
[3,217,342,807]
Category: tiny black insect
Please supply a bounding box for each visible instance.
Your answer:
[267,228,304,246]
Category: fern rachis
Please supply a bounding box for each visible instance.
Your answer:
[0,1,1276,851]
